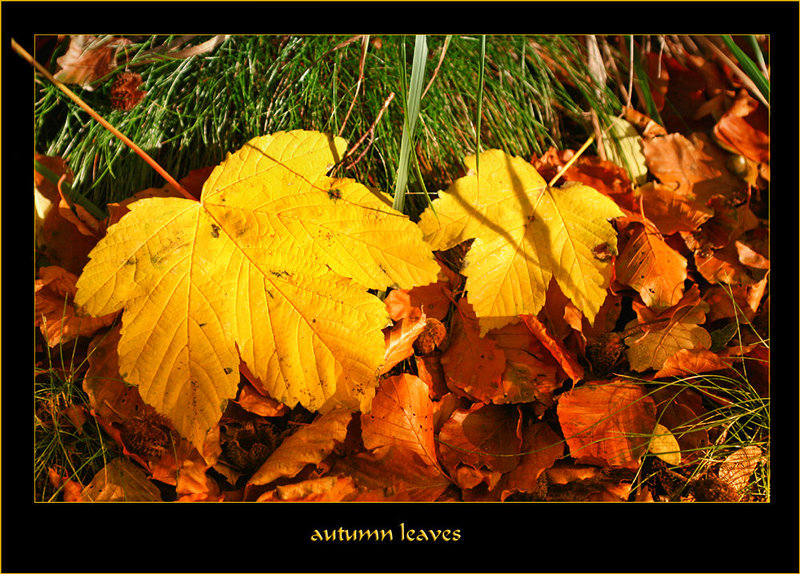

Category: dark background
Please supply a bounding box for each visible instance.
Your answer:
[4,2,797,573]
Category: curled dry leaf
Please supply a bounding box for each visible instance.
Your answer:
[557,380,657,470]
[380,312,428,375]
[520,314,584,383]
[247,407,353,487]
[533,147,636,210]
[712,90,769,165]
[234,382,289,418]
[54,35,132,90]
[35,154,99,274]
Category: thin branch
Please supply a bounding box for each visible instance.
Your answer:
[15,39,194,200]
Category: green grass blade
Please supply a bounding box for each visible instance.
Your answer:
[720,35,770,101]
[475,35,487,177]
[393,35,428,214]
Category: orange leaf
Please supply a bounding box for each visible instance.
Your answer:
[639,182,714,235]
[380,313,428,375]
[499,421,564,500]
[490,321,560,407]
[520,314,584,383]
[557,380,656,470]
[438,403,523,488]
[234,382,290,417]
[35,154,98,274]
[642,132,746,206]
[257,475,360,501]
[361,374,440,470]
[654,348,731,379]
[533,147,635,210]
[35,266,117,346]
[615,220,687,311]
[247,408,353,487]
[713,90,769,164]
[440,298,506,402]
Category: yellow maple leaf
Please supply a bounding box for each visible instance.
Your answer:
[418,149,623,334]
[75,130,439,448]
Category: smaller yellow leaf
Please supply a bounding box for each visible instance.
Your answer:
[648,423,682,465]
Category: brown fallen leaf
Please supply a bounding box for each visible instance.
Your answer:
[713,90,769,165]
[624,287,712,372]
[35,154,99,274]
[380,312,428,375]
[54,35,132,90]
[557,379,657,470]
[642,132,746,207]
[520,314,584,383]
[718,446,763,494]
[257,475,360,502]
[437,403,523,491]
[440,298,506,402]
[80,458,162,502]
[499,420,564,500]
[615,218,688,311]
[533,147,636,210]
[234,381,290,418]
[361,374,441,472]
[490,320,560,408]
[247,408,353,487]
[35,266,117,347]
[638,182,714,236]
[654,348,731,379]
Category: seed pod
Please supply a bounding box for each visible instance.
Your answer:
[413,318,448,355]
[726,154,748,178]
[585,332,626,375]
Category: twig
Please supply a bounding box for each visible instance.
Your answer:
[694,36,769,109]
[420,35,451,100]
[13,38,193,200]
[338,35,369,137]
[548,134,595,188]
[340,91,395,171]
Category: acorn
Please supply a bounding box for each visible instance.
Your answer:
[726,154,748,178]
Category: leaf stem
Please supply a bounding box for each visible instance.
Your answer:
[14,38,193,201]
[548,134,595,187]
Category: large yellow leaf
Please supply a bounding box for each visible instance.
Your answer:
[75,130,439,448]
[418,149,623,334]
